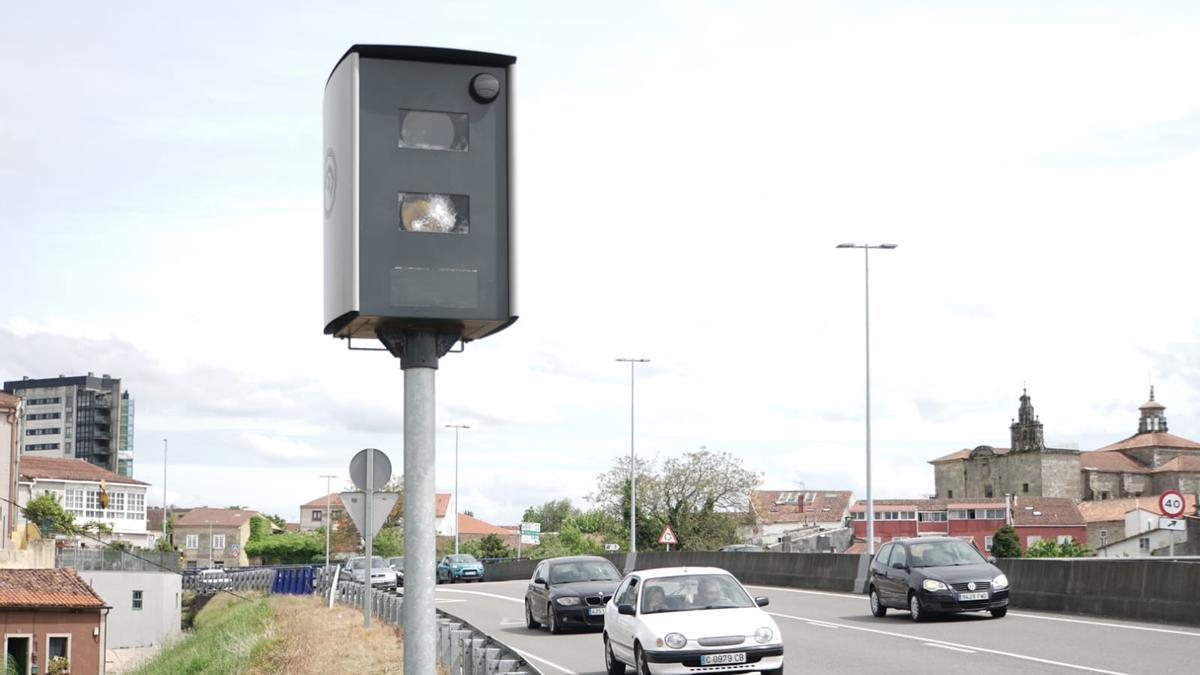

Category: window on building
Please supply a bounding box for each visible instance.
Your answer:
[109,491,125,515]
[985,536,994,551]
[129,493,146,517]
[85,490,102,518]
[312,510,322,522]
[1022,483,1029,494]
[918,511,947,522]
[984,485,994,498]
[65,489,85,514]
[1098,491,1110,500]
[132,590,143,610]
[1027,535,1042,547]
[947,490,953,498]
[186,560,197,570]
[185,534,199,549]
[212,534,226,550]
[984,509,1006,519]
[1139,537,1150,552]
[47,635,69,663]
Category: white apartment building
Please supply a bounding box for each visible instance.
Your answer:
[16,456,153,548]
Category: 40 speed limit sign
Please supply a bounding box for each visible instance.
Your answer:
[1159,490,1186,518]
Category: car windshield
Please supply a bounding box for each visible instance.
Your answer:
[548,560,621,584]
[389,557,404,569]
[640,574,754,614]
[909,540,987,567]
[350,557,389,570]
[448,555,478,564]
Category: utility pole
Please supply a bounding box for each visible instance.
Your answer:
[161,438,168,545]
[616,358,649,553]
[446,424,470,555]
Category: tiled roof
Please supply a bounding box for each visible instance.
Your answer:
[1093,432,1200,453]
[1010,497,1083,527]
[458,513,515,536]
[0,569,105,609]
[929,447,1012,464]
[750,490,852,524]
[0,392,19,409]
[1155,455,1200,473]
[20,456,148,486]
[300,492,452,516]
[1079,450,1151,474]
[174,507,260,528]
[1077,494,1198,522]
[850,499,946,512]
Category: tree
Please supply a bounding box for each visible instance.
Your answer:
[652,450,760,551]
[265,514,288,530]
[373,526,404,558]
[460,534,509,559]
[1025,537,1090,558]
[155,537,174,553]
[248,515,273,544]
[244,531,323,564]
[521,499,578,532]
[991,525,1021,558]
[22,493,75,534]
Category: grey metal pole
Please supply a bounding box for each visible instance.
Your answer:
[208,521,213,568]
[403,348,437,675]
[616,358,649,553]
[161,439,168,543]
[446,424,469,555]
[364,450,374,628]
[864,245,874,558]
[320,474,336,570]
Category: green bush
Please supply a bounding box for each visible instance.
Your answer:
[990,525,1022,558]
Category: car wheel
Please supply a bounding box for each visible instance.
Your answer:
[525,600,541,629]
[990,607,1008,619]
[762,668,784,675]
[869,587,887,617]
[909,592,925,622]
[548,604,563,634]
[635,644,651,675]
[604,635,626,675]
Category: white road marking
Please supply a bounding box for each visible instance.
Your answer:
[806,621,839,629]
[769,612,1129,675]
[436,588,524,603]
[511,647,579,675]
[925,642,976,654]
[435,599,466,604]
[747,583,1200,638]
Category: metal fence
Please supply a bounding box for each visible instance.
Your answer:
[56,548,179,573]
[181,568,276,593]
[330,578,540,675]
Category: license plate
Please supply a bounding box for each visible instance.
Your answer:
[958,592,988,601]
[701,653,746,666]
[588,607,605,616]
[463,570,476,575]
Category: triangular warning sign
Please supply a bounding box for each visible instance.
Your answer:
[658,525,678,545]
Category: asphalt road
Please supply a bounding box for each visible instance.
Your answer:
[432,579,1198,675]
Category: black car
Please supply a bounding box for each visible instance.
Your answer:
[867,536,1010,621]
[525,555,623,633]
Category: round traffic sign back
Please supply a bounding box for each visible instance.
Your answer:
[1159,490,1186,518]
[349,448,392,491]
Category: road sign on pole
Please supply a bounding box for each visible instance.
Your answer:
[1160,517,1186,532]
[350,448,392,492]
[658,525,678,546]
[1160,490,1186,518]
[341,491,400,537]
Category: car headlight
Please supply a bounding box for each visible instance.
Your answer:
[555,597,582,606]
[754,627,774,644]
[664,633,687,649]
[993,574,1009,590]
[922,579,949,592]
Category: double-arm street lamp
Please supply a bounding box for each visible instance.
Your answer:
[836,242,897,556]
[616,358,649,553]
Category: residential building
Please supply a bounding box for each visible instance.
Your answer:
[0,393,21,550]
[1078,494,1197,556]
[64,548,182,650]
[15,456,152,547]
[117,391,134,477]
[457,513,518,547]
[173,507,260,569]
[746,490,853,542]
[930,388,1200,502]
[299,491,453,533]
[850,496,1085,553]
[0,568,108,675]
[3,374,125,472]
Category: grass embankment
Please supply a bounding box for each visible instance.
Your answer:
[133,593,407,674]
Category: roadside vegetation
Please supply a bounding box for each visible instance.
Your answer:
[134,592,408,674]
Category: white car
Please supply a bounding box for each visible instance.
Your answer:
[343,556,399,588]
[602,567,784,675]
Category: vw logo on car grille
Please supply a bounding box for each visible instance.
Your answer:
[967,582,976,591]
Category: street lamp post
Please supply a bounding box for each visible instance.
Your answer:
[161,439,168,544]
[836,242,897,556]
[445,424,470,554]
[320,474,337,569]
[616,358,649,553]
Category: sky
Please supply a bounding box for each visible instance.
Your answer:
[3,2,1200,525]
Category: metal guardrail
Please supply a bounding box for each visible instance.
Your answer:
[325,578,541,675]
[181,568,277,593]
[56,548,180,573]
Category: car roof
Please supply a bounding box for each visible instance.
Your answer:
[631,566,733,578]
[888,536,961,544]
[542,555,615,564]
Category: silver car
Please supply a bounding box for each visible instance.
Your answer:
[343,556,399,588]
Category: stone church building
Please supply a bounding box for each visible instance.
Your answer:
[931,388,1200,501]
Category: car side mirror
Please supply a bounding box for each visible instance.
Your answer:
[617,604,636,616]
[987,556,997,564]
[755,596,770,607]
[534,577,546,586]
[891,561,907,571]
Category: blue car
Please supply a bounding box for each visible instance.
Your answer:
[438,553,485,583]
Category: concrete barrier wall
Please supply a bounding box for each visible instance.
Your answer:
[996,558,1200,626]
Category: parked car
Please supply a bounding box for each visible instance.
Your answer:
[343,556,399,588]
[602,566,783,675]
[867,536,1009,621]
[197,568,233,593]
[718,544,762,553]
[525,555,623,633]
[437,554,485,583]
[388,556,404,587]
